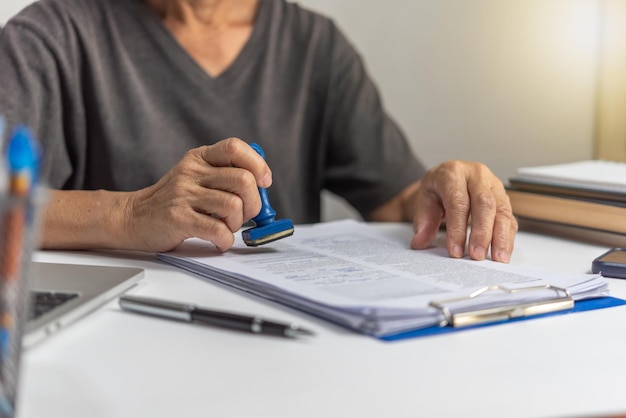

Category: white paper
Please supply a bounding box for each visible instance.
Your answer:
[158,220,608,336]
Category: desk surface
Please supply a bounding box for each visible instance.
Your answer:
[18,224,626,418]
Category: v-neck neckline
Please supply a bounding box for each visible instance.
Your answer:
[140,0,270,86]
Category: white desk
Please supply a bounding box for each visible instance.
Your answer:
[17,224,626,418]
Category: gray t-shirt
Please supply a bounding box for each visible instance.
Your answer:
[0,0,425,223]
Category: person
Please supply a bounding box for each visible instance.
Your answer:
[0,0,517,262]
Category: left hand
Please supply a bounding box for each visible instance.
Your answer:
[408,160,518,263]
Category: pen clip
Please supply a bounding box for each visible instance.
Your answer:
[119,295,193,321]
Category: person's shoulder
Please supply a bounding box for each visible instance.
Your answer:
[10,0,104,22]
[273,0,360,63]
[270,0,340,40]
[4,0,134,53]
[277,1,335,25]
[5,0,118,36]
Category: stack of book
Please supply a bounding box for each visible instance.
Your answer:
[507,160,626,247]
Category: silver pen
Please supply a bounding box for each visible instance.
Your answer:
[119,295,314,338]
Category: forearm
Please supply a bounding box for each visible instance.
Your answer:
[40,189,133,250]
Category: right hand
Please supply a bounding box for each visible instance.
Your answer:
[125,137,271,252]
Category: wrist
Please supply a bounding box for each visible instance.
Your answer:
[41,189,135,250]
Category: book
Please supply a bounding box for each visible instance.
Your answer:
[157,220,611,338]
[508,178,626,203]
[508,160,626,243]
[512,160,626,196]
[506,189,626,235]
[516,217,626,248]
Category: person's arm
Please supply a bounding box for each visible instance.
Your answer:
[321,23,426,221]
[41,139,272,252]
[1,11,272,253]
[42,189,133,250]
[369,160,518,263]
[320,22,517,263]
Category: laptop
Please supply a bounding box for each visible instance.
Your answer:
[23,262,144,347]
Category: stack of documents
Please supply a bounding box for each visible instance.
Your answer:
[158,220,609,337]
[508,160,626,246]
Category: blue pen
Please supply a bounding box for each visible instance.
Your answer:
[0,126,41,366]
[2,125,41,282]
[6,125,41,197]
[0,117,6,194]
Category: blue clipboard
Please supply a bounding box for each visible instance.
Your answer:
[380,296,626,342]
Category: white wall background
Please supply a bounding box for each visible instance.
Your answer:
[0,2,28,25]
[1,1,602,220]
[299,0,602,219]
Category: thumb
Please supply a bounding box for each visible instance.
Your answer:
[410,196,444,250]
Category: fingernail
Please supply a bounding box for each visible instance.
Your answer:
[473,246,487,260]
[496,250,510,263]
[452,245,464,258]
[261,173,272,188]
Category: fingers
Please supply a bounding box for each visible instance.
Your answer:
[201,138,272,188]
[411,160,517,263]
[126,186,239,253]
[410,186,445,251]
[464,165,517,262]
[411,162,470,258]
[482,190,518,263]
[197,166,262,223]
[184,210,237,252]
[465,169,503,261]
[186,138,269,224]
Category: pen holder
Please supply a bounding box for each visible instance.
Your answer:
[0,192,45,418]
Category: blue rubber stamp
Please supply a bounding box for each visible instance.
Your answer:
[242,143,295,246]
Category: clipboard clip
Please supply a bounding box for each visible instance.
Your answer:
[429,284,574,328]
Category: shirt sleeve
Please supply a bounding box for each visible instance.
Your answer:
[321,22,427,218]
[0,12,80,189]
